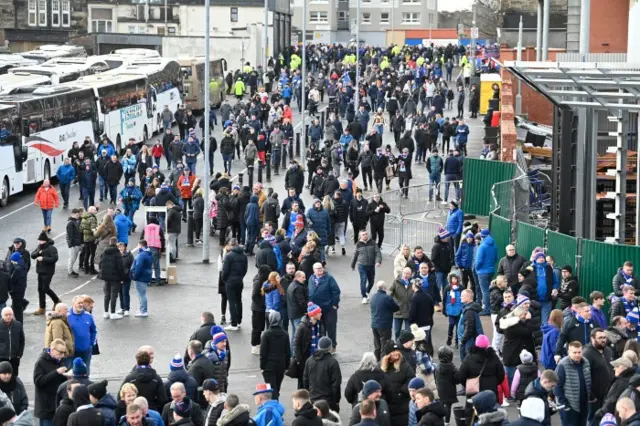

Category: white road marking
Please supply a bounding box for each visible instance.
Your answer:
[0,202,34,220]
[61,276,98,296]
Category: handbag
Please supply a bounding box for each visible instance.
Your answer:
[385,164,395,180]
[92,339,101,355]
[465,358,487,396]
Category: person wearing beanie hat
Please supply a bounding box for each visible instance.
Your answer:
[396,329,418,373]
[170,354,185,371]
[0,407,15,424]
[258,311,290,401]
[288,302,324,390]
[349,379,392,426]
[555,264,579,312]
[172,397,193,421]
[434,346,457,423]
[457,332,505,399]
[513,397,545,424]
[471,390,508,422]
[88,379,118,426]
[380,339,414,425]
[303,335,342,412]
[0,360,27,415]
[599,413,617,426]
[475,334,490,349]
[474,227,497,316]
[9,252,21,264]
[31,230,61,315]
[67,384,105,426]
[510,349,539,402]
[455,232,477,294]
[165,352,198,402]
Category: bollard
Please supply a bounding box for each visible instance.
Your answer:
[288,137,294,160]
[258,162,264,183]
[238,172,244,186]
[304,124,309,148]
[295,132,301,158]
[282,143,288,168]
[266,153,272,182]
[186,208,194,247]
[321,110,326,128]
[247,165,254,188]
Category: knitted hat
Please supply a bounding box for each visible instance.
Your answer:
[0,362,11,375]
[170,354,185,371]
[362,380,382,397]
[73,358,88,376]
[212,332,228,345]
[37,231,48,242]
[9,252,21,263]
[253,383,274,395]
[480,229,490,237]
[153,164,159,169]
[173,398,192,418]
[600,413,617,426]
[210,325,224,336]
[519,349,533,364]
[88,380,108,400]
[627,308,639,325]
[533,251,546,262]
[202,379,220,392]
[516,294,530,307]
[408,377,425,390]
[0,407,15,424]
[307,302,322,317]
[437,225,450,240]
[398,330,415,345]
[232,185,241,191]
[561,265,573,274]
[475,334,490,349]
[410,323,426,342]
[318,336,333,351]
[294,216,305,228]
[466,232,474,239]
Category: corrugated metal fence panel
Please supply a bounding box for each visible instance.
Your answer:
[579,240,640,300]
[546,230,579,274]
[515,221,546,260]
[489,213,512,271]
[462,159,516,216]
[555,53,628,62]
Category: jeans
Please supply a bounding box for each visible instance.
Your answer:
[322,308,338,348]
[39,420,54,426]
[134,280,148,313]
[73,349,92,376]
[163,120,171,132]
[150,247,161,282]
[108,184,118,203]
[444,176,461,202]
[41,209,53,227]
[429,173,441,200]
[290,317,302,349]
[168,233,179,260]
[120,280,131,311]
[227,284,243,326]
[334,222,346,247]
[435,271,447,300]
[477,273,492,313]
[186,161,196,176]
[165,149,173,170]
[222,154,233,173]
[447,315,459,340]
[560,409,588,426]
[372,328,392,361]
[393,318,410,340]
[82,187,95,211]
[99,176,106,200]
[68,245,81,274]
[358,264,376,298]
[505,366,516,387]
[540,300,552,325]
[60,182,70,206]
[491,313,504,352]
[459,339,473,360]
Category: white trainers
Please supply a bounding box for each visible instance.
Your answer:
[361,297,368,304]
[110,313,123,320]
[116,309,124,315]
[224,325,238,331]
[123,310,130,317]
[103,312,110,319]
[501,400,510,407]
[251,345,260,355]
[135,312,148,317]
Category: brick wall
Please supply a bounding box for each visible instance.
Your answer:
[590,0,628,53]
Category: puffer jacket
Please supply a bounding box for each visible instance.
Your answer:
[455,346,505,398]
[80,213,98,243]
[350,239,381,268]
[389,278,414,318]
[98,245,126,282]
[31,240,58,276]
[381,357,413,426]
[455,240,475,270]
[489,284,505,315]
[307,205,331,246]
[475,235,497,275]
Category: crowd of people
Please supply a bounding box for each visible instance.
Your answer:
[0,41,635,426]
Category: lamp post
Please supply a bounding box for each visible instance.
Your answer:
[355,0,360,113]
[301,0,307,164]
[202,0,211,262]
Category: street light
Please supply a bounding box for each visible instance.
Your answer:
[355,0,360,113]
[301,0,307,164]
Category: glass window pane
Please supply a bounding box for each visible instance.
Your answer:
[98,21,106,32]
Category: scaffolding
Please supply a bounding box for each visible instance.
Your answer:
[505,61,640,245]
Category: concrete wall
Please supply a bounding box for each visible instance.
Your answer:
[500,28,566,49]
[177,5,271,35]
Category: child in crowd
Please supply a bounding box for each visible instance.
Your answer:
[435,346,457,424]
[541,309,563,370]
[489,275,508,355]
[511,349,541,402]
[408,377,425,426]
[443,272,463,348]
[590,291,607,329]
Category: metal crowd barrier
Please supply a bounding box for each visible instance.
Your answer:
[367,180,463,218]
[370,215,444,256]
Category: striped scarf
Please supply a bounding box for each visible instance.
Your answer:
[310,321,321,356]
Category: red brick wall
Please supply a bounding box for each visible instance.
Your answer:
[590,0,629,53]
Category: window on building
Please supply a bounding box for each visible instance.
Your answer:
[311,0,328,4]
[230,7,238,22]
[402,0,420,3]
[51,0,60,26]
[402,12,419,23]
[309,11,328,23]
[90,7,113,33]
[38,0,47,26]
[362,12,370,23]
[428,13,434,24]
[28,0,36,26]
[427,0,436,8]
[128,25,136,33]
[380,12,389,24]
[338,11,349,21]
[361,0,371,3]
[61,0,70,26]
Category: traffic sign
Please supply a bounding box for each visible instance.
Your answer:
[471,27,479,39]
[457,23,464,35]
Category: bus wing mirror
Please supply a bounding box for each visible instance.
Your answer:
[222,59,227,72]
[20,145,28,162]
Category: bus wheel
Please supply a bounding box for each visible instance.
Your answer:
[0,178,8,207]
[116,135,122,154]
[44,161,51,181]
[143,126,149,142]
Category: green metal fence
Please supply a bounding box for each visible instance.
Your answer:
[489,213,513,270]
[462,159,516,216]
[515,221,546,259]
[546,230,579,273]
[579,240,640,299]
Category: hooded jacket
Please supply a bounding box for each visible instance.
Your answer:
[31,239,58,276]
[540,323,560,370]
[303,350,342,407]
[221,246,248,287]
[98,245,126,282]
[474,236,497,275]
[455,346,505,399]
[121,366,167,412]
[457,302,483,345]
[498,314,537,367]
[307,204,331,246]
[254,400,285,426]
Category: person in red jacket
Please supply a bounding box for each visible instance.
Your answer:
[151,140,164,167]
[34,179,60,233]
[177,167,195,222]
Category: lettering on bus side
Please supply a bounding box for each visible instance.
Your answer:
[120,103,144,123]
[59,129,78,143]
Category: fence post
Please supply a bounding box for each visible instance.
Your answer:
[247,165,254,188]
[575,237,583,281]
[266,153,272,182]
[258,162,264,183]
[282,142,288,168]
[295,132,301,158]
[238,172,244,186]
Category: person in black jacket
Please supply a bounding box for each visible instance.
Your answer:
[582,328,614,423]
[0,308,25,378]
[251,265,271,352]
[54,380,80,426]
[455,336,505,398]
[497,303,537,385]
[0,361,28,415]
[255,240,277,272]
[34,339,69,425]
[286,271,308,345]
[166,201,182,261]
[556,265,579,312]
[595,357,635,423]
[290,304,324,389]
[344,352,391,407]
[303,336,342,412]
[367,194,390,248]
[99,237,126,320]
[408,280,435,332]
[221,240,248,329]
[66,209,83,278]
[380,341,413,426]
[260,311,290,401]
[186,340,216,409]
[497,245,527,288]
[554,302,596,360]
[183,312,217,364]
[435,346,457,424]
[285,162,305,196]
[120,350,167,413]
[67,385,105,426]
[104,155,124,205]
[31,232,60,315]
[349,190,369,245]
[431,234,452,300]
[396,148,412,198]
[202,379,226,426]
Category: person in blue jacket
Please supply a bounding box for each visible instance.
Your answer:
[67,295,97,375]
[244,195,260,255]
[446,201,464,261]
[308,263,341,351]
[455,232,476,290]
[56,157,76,209]
[540,309,562,370]
[99,137,116,158]
[130,240,154,317]
[253,384,285,426]
[306,199,331,256]
[474,229,497,316]
[443,272,463,348]
[455,119,469,156]
[119,179,143,224]
[114,210,134,246]
[182,135,202,176]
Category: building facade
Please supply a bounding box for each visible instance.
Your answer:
[291,0,437,45]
